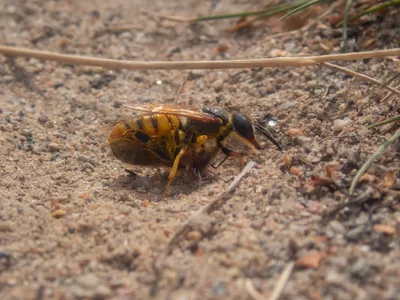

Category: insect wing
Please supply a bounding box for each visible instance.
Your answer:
[123,104,222,124]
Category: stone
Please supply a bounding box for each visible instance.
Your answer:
[333,118,352,132]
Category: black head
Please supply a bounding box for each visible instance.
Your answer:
[231,112,261,149]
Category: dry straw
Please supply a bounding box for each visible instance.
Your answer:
[1,45,399,96]
[0,45,399,70]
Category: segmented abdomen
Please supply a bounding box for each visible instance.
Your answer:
[108,114,183,166]
[113,114,182,138]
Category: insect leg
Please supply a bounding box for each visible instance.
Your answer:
[164,146,187,198]
[218,143,244,169]
[164,134,208,198]
[210,155,229,169]
[195,135,208,145]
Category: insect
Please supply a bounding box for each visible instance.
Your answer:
[108,104,282,197]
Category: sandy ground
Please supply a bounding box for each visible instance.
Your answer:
[0,0,399,299]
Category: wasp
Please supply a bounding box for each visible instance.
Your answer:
[108,104,282,197]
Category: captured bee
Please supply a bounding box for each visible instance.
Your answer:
[108,104,282,197]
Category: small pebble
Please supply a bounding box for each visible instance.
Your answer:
[328,220,346,235]
[296,251,327,269]
[306,201,321,214]
[250,218,265,230]
[270,188,281,199]
[288,128,305,139]
[78,192,91,200]
[293,136,312,146]
[119,206,131,215]
[373,224,396,235]
[213,78,224,92]
[76,274,100,289]
[358,126,369,136]
[20,129,32,137]
[348,258,371,280]
[338,103,347,114]
[81,163,95,173]
[333,118,351,132]
[51,209,67,218]
[0,221,15,232]
[187,231,203,241]
[38,115,49,124]
[190,70,205,79]
[118,192,131,202]
[345,225,366,241]
[48,142,62,152]
[325,271,342,284]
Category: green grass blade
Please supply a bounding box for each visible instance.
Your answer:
[338,0,400,26]
[350,0,400,22]
[342,0,354,53]
[195,9,279,21]
[368,115,400,129]
[194,0,309,22]
[280,0,326,20]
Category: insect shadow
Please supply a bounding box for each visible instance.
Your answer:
[106,168,217,198]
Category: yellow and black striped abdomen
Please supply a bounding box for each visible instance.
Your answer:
[120,114,182,137]
[108,114,184,167]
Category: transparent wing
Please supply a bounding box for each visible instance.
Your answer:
[122,103,222,124]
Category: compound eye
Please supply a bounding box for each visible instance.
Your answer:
[232,113,255,140]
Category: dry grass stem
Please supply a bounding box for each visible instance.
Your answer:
[94,24,136,37]
[198,160,256,215]
[148,12,196,22]
[322,187,374,218]
[349,129,400,194]
[166,161,254,255]
[174,72,190,104]
[321,62,400,96]
[245,279,266,300]
[380,84,400,102]
[245,261,295,300]
[269,261,295,300]
[0,45,398,71]
[155,160,255,274]
[152,161,255,295]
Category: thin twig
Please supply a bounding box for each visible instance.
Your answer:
[322,186,374,218]
[160,160,255,259]
[269,261,295,300]
[380,84,400,102]
[174,72,190,104]
[321,62,400,96]
[349,129,400,194]
[0,45,399,70]
[152,161,256,293]
[380,92,396,103]
[199,160,256,215]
